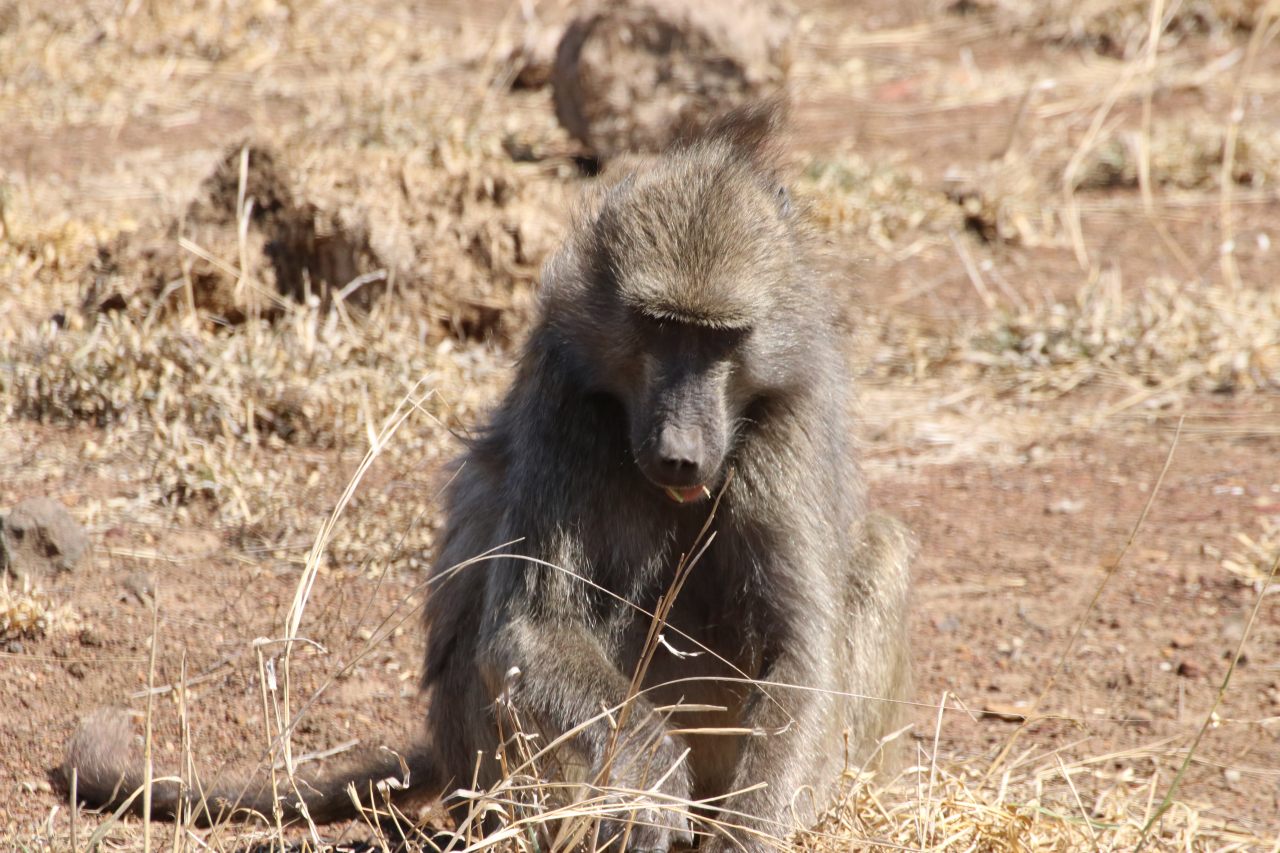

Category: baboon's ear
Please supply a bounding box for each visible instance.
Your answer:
[700,95,789,168]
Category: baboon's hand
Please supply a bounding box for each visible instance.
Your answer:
[593,732,693,852]
[595,803,692,853]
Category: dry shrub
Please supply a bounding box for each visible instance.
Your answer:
[0,578,76,642]
[943,157,1055,246]
[1077,120,1280,191]
[873,276,1280,397]
[0,583,53,641]
[2,303,509,565]
[8,309,446,443]
[801,152,1057,250]
[799,152,962,248]
[955,0,1268,56]
[974,277,1280,394]
[0,211,116,334]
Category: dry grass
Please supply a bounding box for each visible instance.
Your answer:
[799,153,964,249]
[961,0,1268,56]
[7,268,1273,553]
[872,274,1280,398]
[1077,119,1280,191]
[799,756,1269,852]
[1223,516,1280,586]
[0,579,70,643]
[1,301,509,570]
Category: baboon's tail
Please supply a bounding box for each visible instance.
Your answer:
[61,708,444,825]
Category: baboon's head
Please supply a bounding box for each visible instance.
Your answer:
[543,102,826,506]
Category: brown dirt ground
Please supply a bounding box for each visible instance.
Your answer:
[2,0,1279,849]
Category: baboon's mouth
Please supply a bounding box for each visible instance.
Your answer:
[663,484,710,504]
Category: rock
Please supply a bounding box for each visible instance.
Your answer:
[121,572,155,605]
[552,0,794,159]
[1046,498,1085,515]
[1176,659,1204,679]
[0,497,89,580]
[1126,710,1153,726]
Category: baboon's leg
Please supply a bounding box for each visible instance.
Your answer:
[840,513,914,770]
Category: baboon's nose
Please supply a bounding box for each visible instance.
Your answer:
[656,425,704,482]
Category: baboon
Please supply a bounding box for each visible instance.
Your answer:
[62,102,913,852]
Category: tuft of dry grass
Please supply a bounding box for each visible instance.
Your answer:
[799,152,963,249]
[872,274,1280,400]
[1077,119,1280,191]
[2,301,508,571]
[0,578,76,642]
[1224,515,1280,586]
[0,582,54,642]
[798,757,1268,852]
[958,0,1268,56]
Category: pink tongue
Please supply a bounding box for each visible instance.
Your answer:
[665,485,707,503]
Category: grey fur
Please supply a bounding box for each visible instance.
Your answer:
[61,101,913,851]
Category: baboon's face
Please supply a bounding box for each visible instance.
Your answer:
[548,145,809,505]
[623,315,749,504]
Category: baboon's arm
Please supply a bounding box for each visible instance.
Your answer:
[485,613,696,850]
[487,616,689,785]
[712,582,842,850]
